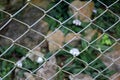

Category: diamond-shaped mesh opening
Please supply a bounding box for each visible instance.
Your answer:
[32,15,60,33]
[91,33,115,52]
[109,0,120,14]
[80,24,103,42]
[0,11,10,29]
[77,47,100,64]
[4,0,26,14]
[55,50,73,67]
[0,59,14,79]
[1,44,28,62]
[0,20,28,40]
[63,58,87,75]
[107,22,120,39]
[16,30,44,49]
[97,0,118,6]
[31,20,49,35]
[47,1,70,22]
[94,10,119,30]
[14,5,44,26]
[0,36,12,56]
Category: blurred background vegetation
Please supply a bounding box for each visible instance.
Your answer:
[0,0,120,80]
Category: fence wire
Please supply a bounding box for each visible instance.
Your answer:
[0,0,120,80]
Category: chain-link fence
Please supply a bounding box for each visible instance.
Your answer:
[0,0,120,80]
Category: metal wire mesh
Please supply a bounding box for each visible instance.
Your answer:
[0,0,120,80]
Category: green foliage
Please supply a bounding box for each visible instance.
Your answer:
[44,16,60,31]
[0,45,28,62]
[55,39,115,79]
[0,0,119,80]
[0,12,4,21]
[48,1,70,22]
[22,58,39,71]
[55,70,66,80]
[108,22,120,39]
[0,60,14,78]
[95,9,119,30]
[56,46,115,79]
[91,34,114,52]
[101,34,112,45]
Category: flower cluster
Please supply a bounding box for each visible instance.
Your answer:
[73,19,81,26]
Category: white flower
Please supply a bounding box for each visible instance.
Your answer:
[73,19,81,26]
[36,57,44,63]
[70,48,80,56]
[93,9,97,14]
[27,0,31,1]
[16,61,22,67]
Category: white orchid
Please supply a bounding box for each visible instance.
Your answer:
[70,48,80,56]
[73,19,81,26]
[36,57,44,63]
